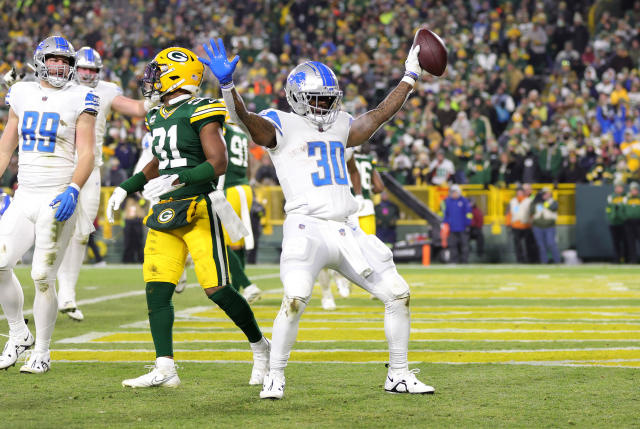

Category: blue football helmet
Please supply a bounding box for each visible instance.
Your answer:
[285,61,343,130]
[34,36,76,88]
[75,47,103,87]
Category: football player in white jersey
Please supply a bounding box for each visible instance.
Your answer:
[200,38,434,398]
[0,36,98,373]
[56,47,158,321]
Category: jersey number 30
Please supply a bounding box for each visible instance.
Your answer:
[308,141,348,186]
[21,111,59,153]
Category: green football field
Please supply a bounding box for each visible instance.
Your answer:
[1,265,639,428]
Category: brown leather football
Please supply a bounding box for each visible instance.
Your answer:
[412,28,448,76]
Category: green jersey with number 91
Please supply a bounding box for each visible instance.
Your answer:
[144,97,226,199]
[223,123,249,188]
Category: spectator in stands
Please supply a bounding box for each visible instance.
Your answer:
[254,156,279,185]
[441,185,472,264]
[558,152,586,183]
[375,191,400,246]
[606,181,628,263]
[429,149,455,186]
[506,186,535,263]
[623,182,640,263]
[530,187,561,264]
[466,146,491,186]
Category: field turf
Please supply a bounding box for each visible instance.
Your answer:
[0,265,638,428]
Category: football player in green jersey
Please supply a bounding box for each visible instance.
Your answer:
[106,47,269,388]
[218,116,263,303]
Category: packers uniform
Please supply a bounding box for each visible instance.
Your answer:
[142,96,230,288]
[353,152,377,235]
[221,123,253,248]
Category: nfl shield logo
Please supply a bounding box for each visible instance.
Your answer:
[298,224,305,230]
[339,228,345,236]
[42,96,48,101]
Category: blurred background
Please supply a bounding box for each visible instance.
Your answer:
[1,0,640,264]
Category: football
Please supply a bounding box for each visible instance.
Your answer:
[412,27,448,76]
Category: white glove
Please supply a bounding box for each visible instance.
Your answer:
[142,174,184,200]
[106,187,127,224]
[403,45,421,86]
[143,94,161,112]
[355,194,367,212]
[209,190,249,242]
[2,68,23,87]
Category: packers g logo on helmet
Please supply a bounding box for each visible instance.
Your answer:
[141,47,203,98]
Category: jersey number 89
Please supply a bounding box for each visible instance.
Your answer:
[21,111,59,153]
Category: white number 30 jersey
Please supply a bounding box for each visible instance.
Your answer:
[5,81,100,188]
[261,109,358,221]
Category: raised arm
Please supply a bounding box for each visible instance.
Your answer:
[111,95,159,118]
[199,38,276,148]
[347,45,422,147]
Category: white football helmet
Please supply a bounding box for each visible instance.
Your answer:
[33,36,76,88]
[75,47,103,87]
[285,61,343,130]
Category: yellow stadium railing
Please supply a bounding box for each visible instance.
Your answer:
[97,184,577,238]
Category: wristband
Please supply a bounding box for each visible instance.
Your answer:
[119,171,148,194]
[220,81,234,90]
[401,71,418,87]
[177,162,216,186]
[69,183,81,192]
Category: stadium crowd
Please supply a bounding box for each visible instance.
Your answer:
[1,0,640,189]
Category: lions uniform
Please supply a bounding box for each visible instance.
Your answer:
[142,97,230,287]
[211,50,433,397]
[57,48,125,319]
[0,36,99,374]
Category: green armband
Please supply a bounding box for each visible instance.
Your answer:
[177,162,216,186]
[120,171,148,194]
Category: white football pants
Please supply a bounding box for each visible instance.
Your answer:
[0,185,77,353]
[57,168,101,307]
[270,213,411,374]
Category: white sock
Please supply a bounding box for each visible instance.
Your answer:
[270,297,306,375]
[384,297,410,372]
[57,235,87,305]
[33,281,58,354]
[0,270,28,337]
[156,356,175,369]
[250,336,269,353]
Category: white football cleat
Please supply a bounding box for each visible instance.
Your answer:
[249,338,270,385]
[385,368,435,394]
[336,277,351,298]
[66,308,84,321]
[321,294,336,311]
[122,365,180,388]
[260,371,285,399]
[242,284,262,304]
[59,300,77,313]
[0,331,34,370]
[175,271,187,294]
[20,351,51,374]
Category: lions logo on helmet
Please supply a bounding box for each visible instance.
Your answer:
[284,61,343,130]
[33,36,76,88]
[141,47,204,98]
[75,47,103,88]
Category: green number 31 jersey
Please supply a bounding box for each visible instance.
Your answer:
[145,97,226,199]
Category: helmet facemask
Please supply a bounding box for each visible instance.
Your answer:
[76,67,100,87]
[75,47,103,88]
[141,61,161,98]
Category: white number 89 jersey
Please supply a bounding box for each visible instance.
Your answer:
[6,81,99,188]
[260,109,358,221]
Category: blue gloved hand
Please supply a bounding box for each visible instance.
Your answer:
[50,185,80,222]
[199,38,239,86]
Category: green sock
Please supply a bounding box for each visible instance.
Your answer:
[232,247,246,270]
[228,247,251,292]
[146,282,175,357]
[209,285,262,343]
